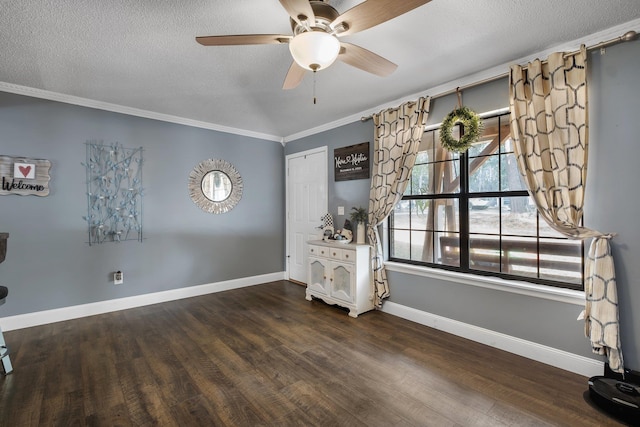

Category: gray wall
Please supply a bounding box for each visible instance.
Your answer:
[385,77,599,360]
[1,37,637,372]
[285,40,640,371]
[283,76,509,222]
[284,121,372,226]
[587,39,640,371]
[0,92,285,316]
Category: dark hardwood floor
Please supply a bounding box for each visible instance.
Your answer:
[0,281,629,426]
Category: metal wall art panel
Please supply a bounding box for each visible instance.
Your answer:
[83,141,144,245]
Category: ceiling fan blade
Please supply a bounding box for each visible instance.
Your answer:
[282,61,306,90]
[338,43,397,77]
[196,34,291,46]
[279,0,315,26]
[332,0,431,36]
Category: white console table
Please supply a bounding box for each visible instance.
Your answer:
[306,240,373,317]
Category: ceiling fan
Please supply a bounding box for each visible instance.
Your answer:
[196,0,432,90]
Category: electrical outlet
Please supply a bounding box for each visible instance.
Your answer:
[338,206,344,215]
[114,271,123,285]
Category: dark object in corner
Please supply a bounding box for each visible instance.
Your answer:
[0,232,7,263]
[0,285,12,375]
[588,364,640,425]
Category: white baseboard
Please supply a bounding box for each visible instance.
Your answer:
[0,272,286,332]
[1,274,603,378]
[380,301,603,378]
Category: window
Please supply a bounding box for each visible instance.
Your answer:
[388,112,583,290]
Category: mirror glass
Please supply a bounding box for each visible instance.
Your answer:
[201,171,232,202]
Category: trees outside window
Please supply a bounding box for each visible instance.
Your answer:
[389,112,583,290]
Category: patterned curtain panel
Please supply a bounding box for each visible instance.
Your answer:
[368,97,430,307]
[509,47,623,372]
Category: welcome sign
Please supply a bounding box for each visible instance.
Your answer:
[0,155,51,196]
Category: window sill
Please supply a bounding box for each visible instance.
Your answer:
[384,261,585,306]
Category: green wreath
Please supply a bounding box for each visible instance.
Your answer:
[440,106,483,153]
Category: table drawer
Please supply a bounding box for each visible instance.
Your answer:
[309,245,329,258]
[327,247,343,260]
[341,249,356,262]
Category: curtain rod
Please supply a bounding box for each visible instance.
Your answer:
[361,30,637,122]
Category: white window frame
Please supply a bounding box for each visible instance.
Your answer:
[382,108,585,305]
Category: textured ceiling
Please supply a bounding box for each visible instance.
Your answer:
[1,0,639,141]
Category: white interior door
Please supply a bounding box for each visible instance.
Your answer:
[286,147,328,283]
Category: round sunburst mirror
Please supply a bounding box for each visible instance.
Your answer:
[188,159,242,214]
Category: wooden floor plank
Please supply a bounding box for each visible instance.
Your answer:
[0,280,627,426]
[116,356,178,426]
[0,362,46,425]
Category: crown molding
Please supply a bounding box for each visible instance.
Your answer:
[0,82,284,144]
[2,17,638,146]
[283,17,640,143]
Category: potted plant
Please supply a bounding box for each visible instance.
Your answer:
[350,206,368,244]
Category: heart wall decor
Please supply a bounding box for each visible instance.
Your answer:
[0,155,51,196]
[16,163,35,179]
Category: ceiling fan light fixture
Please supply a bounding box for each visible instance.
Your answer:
[289,31,340,71]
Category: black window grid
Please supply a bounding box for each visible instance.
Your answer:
[388,113,585,291]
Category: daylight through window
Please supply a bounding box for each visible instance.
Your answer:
[388,112,584,290]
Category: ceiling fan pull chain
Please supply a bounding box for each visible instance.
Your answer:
[313,70,317,105]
